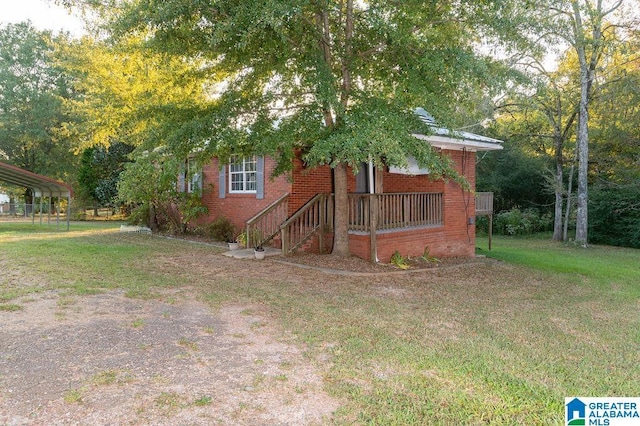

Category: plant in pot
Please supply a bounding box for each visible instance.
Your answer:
[254,245,265,260]
[236,230,248,248]
[225,227,239,250]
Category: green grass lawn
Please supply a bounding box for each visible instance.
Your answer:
[2,222,639,424]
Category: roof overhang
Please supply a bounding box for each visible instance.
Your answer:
[0,161,73,198]
[413,107,503,152]
[412,132,504,152]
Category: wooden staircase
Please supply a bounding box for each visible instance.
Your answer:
[246,193,334,256]
[280,194,334,255]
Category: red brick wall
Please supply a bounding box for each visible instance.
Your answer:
[346,149,477,262]
[382,169,445,193]
[290,161,369,213]
[198,149,477,260]
[289,158,333,214]
[198,157,292,230]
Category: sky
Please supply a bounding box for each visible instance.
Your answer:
[1,0,86,36]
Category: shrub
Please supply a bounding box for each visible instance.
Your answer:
[590,184,640,248]
[203,217,237,242]
[486,207,553,236]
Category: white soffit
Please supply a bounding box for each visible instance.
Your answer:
[412,133,504,152]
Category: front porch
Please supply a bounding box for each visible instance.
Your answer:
[246,191,493,262]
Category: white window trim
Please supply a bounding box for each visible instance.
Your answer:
[229,156,257,194]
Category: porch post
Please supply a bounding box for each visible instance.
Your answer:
[370,165,384,263]
[369,194,378,262]
[319,194,326,254]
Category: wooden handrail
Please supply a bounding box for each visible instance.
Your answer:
[245,193,289,248]
[280,194,333,255]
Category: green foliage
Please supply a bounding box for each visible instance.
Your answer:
[390,250,409,270]
[58,36,210,153]
[0,22,78,180]
[77,142,134,207]
[0,303,23,312]
[589,184,640,249]
[202,216,237,243]
[420,246,440,264]
[476,141,554,213]
[489,208,553,236]
[117,147,208,234]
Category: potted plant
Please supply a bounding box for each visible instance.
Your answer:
[254,245,266,260]
[236,230,248,248]
[226,228,239,250]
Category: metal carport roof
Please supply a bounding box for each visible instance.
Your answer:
[0,161,73,198]
[0,160,73,229]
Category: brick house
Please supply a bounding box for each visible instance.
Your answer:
[193,110,502,262]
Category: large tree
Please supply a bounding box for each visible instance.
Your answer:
[71,0,527,256]
[58,35,209,152]
[0,22,77,182]
[493,53,581,241]
[77,141,135,210]
[543,0,633,246]
[58,34,213,227]
[587,38,640,247]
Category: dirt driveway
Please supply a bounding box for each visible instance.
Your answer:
[0,289,338,425]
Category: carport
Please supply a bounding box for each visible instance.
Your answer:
[0,161,73,230]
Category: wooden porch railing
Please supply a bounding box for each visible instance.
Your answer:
[280,194,333,255]
[475,191,494,250]
[245,193,289,248]
[278,192,444,255]
[347,192,443,232]
[475,192,493,215]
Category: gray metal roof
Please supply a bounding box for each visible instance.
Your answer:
[0,161,73,198]
[413,108,503,151]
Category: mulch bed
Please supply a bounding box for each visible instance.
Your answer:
[277,252,475,274]
[158,233,480,274]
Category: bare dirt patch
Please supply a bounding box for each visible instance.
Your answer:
[1,231,503,425]
[277,252,477,274]
[0,291,338,425]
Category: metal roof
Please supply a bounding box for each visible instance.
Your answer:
[413,108,503,152]
[0,161,73,198]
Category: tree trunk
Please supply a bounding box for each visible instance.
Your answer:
[575,108,589,247]
[552,133,564,241]
[563,149,578,241]
[332,163,350,257]
[329,0,354,257]
[574,58,590,246]
[571,0,599,247]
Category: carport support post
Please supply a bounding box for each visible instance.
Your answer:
[40,194,44,224]
[48,190,52,226]
[66,193,71,231]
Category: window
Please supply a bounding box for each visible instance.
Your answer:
[229,156,257,193]
[187,158,202,193]
[179,158,202,194]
